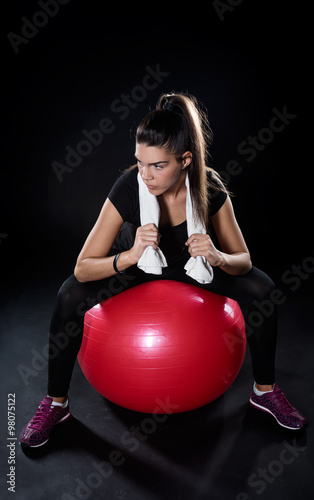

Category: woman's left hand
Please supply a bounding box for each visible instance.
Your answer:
[185,233,225,267]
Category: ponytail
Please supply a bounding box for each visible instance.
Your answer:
[136,92,228,229]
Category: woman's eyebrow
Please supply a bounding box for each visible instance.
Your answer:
[135,156,168,166]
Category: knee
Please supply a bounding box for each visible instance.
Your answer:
[56,276,94,318]
[255,275,276,303]
[244,268,277,304]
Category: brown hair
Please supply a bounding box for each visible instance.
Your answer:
[135,92,228,229]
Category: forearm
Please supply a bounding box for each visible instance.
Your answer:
[218,251,252,276]
[74,250,137,282]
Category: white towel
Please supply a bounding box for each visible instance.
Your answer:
[137,171,214,284]
[137,172,167,274]
[183,173,214,284]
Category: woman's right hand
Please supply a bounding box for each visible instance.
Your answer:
[129,223,161,263]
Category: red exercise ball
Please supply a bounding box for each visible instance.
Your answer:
[77,280,246,413]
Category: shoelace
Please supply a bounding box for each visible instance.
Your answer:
[29,400,54,430]
[272,388,296,414]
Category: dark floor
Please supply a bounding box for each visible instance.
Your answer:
[0,275,313,500]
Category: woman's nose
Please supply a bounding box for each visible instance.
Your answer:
[141,166,153,180]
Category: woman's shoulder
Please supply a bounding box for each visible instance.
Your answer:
[109,166,138,194]
[205,168,228,216]
[120,165,138,180]
[108,166,139,223]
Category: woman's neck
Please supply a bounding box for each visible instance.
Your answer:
[159,171,186,201]
[158,179,187,227]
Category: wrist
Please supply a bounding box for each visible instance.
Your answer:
[218,251,228,268]
[113,253,121,273]
[113,250,137,272]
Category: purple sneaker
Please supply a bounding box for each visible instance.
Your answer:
[19,397,70,448]
[249,384,307,430]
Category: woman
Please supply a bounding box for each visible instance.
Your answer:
[19,93,306,448]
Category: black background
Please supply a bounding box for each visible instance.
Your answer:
[0,3,313,500]
[1,1,311,286]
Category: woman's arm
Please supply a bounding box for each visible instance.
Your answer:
[186,197,252,276]
[74,199,161,282]
[74,198,128,282]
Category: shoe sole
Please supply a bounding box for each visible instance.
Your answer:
[20,411,71,448]
[249,399,303,430]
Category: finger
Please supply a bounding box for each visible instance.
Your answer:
[137,233,161,247]
[185,234,201,246]
[139,230,160,242]
[138,225,160,235]
[188,239,210,251]
[186,233,210,245]
[142,223,159,231]
[189,245,208,255]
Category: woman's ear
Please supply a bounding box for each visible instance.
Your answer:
[181,151,192,169]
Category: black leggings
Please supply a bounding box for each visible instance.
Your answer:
[47,261,277,397]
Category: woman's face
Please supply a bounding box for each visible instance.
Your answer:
[135,143,191,196]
